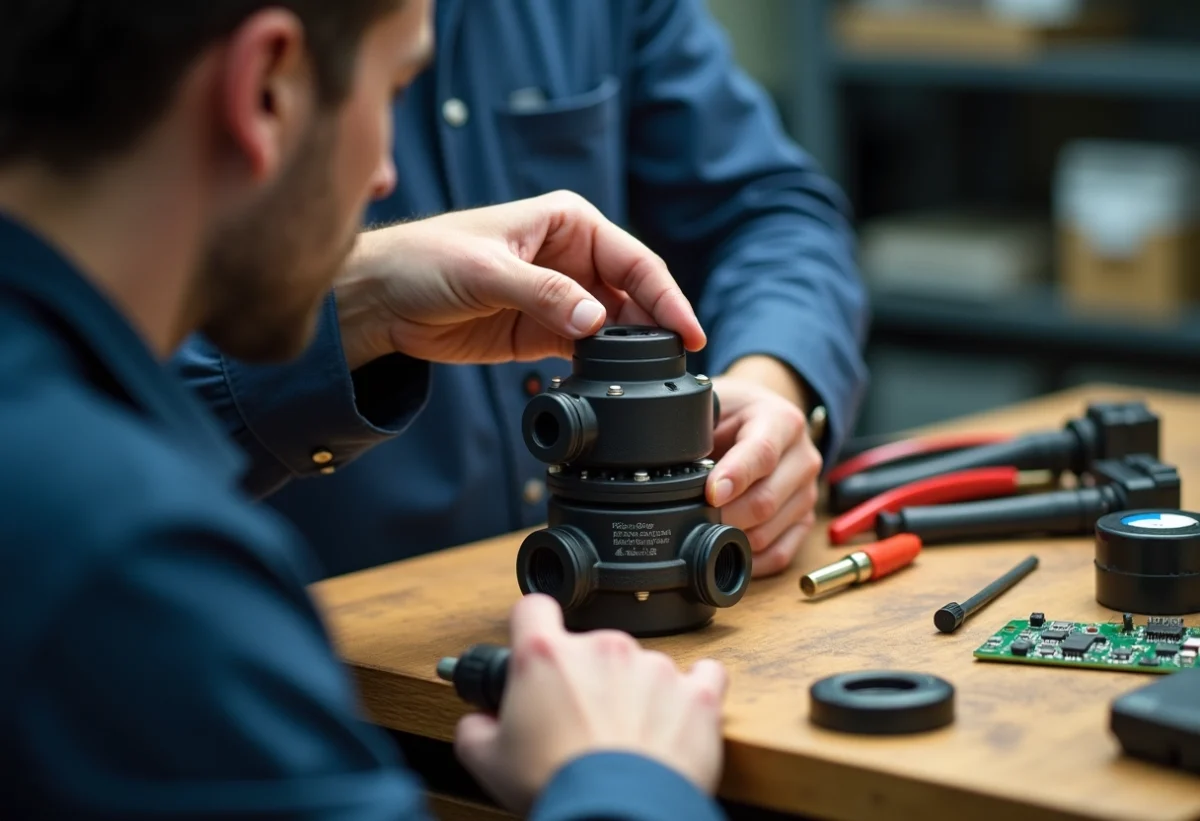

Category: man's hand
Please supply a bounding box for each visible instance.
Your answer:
[707,365,822,577]
[334,190,706,370]
[454,594,728,816]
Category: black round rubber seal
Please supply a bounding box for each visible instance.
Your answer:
[809,671,955,735]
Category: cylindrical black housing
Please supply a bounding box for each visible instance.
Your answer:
[876,487,1118,544]
[516,325,751,636]
[1094,509,1200,615]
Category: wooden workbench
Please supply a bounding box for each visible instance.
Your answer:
[312,385,1200,821]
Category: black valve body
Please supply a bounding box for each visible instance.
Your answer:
[517,326,751,636]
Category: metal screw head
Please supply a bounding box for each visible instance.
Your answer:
[550,376,563,389]
[635,591,650,602]
[547,464,562,475]
[695,458,715,470]
[633,471,650,483]
[695,374,711,386]
[607,385,624,396]
[580,470,589,479]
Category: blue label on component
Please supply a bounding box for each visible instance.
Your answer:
[1120,512,1198,529]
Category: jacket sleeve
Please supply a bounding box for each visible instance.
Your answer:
[533,752,727,821]
[626,0,870,462]
[170,292,431,499]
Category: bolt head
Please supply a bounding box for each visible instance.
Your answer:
[633,471,650,483]
[607,385,624,396]
[695,374,711,385]
[548,464,562,475]
[695,458,715,470]
[635,591,650,602]
[550,376,563,388]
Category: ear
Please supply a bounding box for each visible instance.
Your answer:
[218,9,316,183]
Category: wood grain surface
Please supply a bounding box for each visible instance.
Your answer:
[312,385,1200,821]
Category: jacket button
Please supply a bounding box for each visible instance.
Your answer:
[311,449,334,465]
[523,478,546,505]
[442,98,469,127]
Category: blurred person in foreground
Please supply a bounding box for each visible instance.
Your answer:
[0,1,731,818]
[177,0,870,580]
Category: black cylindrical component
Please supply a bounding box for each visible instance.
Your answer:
[522,326,714,469]
[877,487,1117,545]
[516,325,751,637]
[516,526,599,612]
[681,523,753,609]
[934,555,1039,633]
[521,393,598,465]
[436,644,510,713]
[829,431,1078,513]
[1094,509,1200,615]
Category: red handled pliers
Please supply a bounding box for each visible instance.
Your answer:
[826,434,1054,545]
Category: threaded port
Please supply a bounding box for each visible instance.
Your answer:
[532,412,560,449]
[528,547,565,595]
[713,541,746,595]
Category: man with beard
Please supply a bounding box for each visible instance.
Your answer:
[0,1,729,818]
[178,0,870,581]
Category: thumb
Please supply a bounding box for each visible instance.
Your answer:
[453,712,501,777]
[489,259,609,338]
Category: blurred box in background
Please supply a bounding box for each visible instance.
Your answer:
[835,0,1128,60]
[1055,140,1200,321]
[860,209,1051,299]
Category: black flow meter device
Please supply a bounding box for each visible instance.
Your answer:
[517,325,752,636]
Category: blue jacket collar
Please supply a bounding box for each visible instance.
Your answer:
[0,210,244,483]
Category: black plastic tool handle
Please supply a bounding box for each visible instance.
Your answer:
[829,431,1077,513]
[876,487,1117,545]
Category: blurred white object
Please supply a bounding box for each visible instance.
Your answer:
[1056,141,1200,259]
[985,0,1083,25]
[860,210,1051,299]
[1055,140,1200,318]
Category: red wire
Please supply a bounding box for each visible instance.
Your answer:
[826,432,1013,485]
[828,466,1020,545]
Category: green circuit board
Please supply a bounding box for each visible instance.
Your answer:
[974,616,1200,674]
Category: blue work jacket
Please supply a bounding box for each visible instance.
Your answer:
[0,209,726,820]
[176,0,869,577]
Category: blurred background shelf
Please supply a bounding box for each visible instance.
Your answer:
[745,0,1200,437]
[834,44,1200,98]
[869,285,1200,369]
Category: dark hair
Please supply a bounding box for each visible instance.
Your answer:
[0,0,399,172]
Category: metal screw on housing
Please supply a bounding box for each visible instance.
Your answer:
[635,591,650,602]
[550,377,563,389]
[548,465,562,475]
[696,374,711,385]
[607,385,624,396]
[633,471,650,482]
[695,458,715,470]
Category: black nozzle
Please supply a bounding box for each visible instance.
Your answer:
[522,392,598,465]
[436,644,510,713]
[516,526,599,609]
[682,523,752,608]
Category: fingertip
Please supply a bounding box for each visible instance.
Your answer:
[690,657,730,702]
[510,593,565,643]
[569,299,606,336]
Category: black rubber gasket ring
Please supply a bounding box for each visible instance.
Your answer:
[809,670,955,735]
